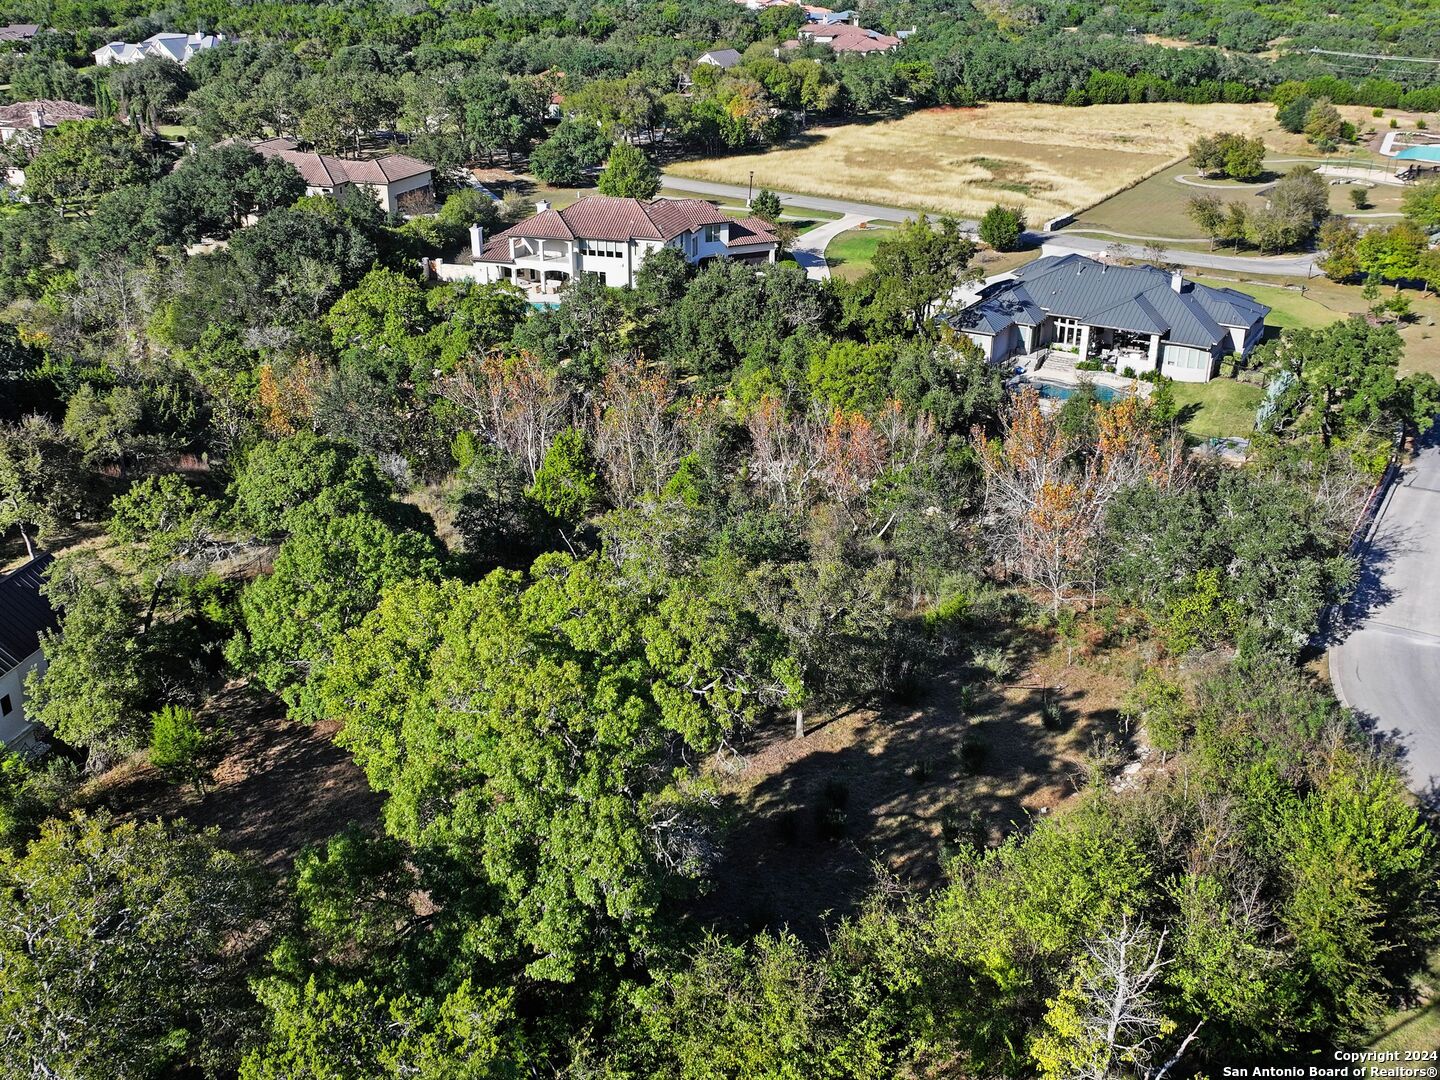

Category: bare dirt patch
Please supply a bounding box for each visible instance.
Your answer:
[78,683,381,875]
[695,633,1135,940]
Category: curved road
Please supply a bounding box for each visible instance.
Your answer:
[1330,427,1440,797]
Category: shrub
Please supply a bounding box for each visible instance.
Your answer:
[1040,698,1067,732]
[1349,188,1369,210]
[973,645,1013,682]
[978,205,1026,251]
[957,732,990,775]
[148,705,212,792]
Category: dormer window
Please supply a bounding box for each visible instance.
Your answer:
[703,223,723,243]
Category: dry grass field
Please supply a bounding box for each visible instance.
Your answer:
[670,102,1298,222]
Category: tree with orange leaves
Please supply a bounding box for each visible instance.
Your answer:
[975,387,1181,610]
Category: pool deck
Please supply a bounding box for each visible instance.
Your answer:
[1009,349,1152,401]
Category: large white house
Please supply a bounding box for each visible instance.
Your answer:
[92,32,225,66]
[248,137,435,214]
[951,254,1270,383]
[436,195,780,296]
[0,554,57,754]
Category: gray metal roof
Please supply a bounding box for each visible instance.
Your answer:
[956,254,1269,350]
[0,553,56,673]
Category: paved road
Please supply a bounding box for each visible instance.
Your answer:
[1330,427,1440,796]
[790,212,870,280]
[1035,236,1319,278]
[661,173,1321,277]
[661,173,917,222]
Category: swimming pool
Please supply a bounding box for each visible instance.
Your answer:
[1028,380,1127,404]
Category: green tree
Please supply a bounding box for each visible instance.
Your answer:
[229,432,396,537]
[1276,94,1314,134]
[597,141,661,199]
[1318,217,1362,281]
[0,813,267,1079]
[1256,316,1412,445]
[148,144,305,243]
[0,414,87,557]
[25,556,155,763]
[527,427,600,527]
[148,705,213,792]
[1402,179,1440,229]
[21,119,158,215]
[312,555,782,981]
[325,266,431,357]
[978,204,1026,252]
[1303,99,1343,146]
[108,55,190,135]
[528,120,611,187]
[228,507,444,708]
[845,215,978,338]
[750,188,783,223]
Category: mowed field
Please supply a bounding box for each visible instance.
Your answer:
[669,102,1288,222]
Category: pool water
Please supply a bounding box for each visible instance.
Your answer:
[1030,380,1125,403]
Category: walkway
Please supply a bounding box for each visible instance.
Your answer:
[660,172,918,223]
[1330,427,1440,797]
[790,212,869,281]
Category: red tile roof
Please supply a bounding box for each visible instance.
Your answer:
[248,140,433,189]
[475,197,778,262]
[797,23,900,52]
[0,100,96,128]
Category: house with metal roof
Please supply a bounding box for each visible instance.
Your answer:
[93,32,225,66]
[433,195,779,297]
[0,553,57,753]
[697,48,743,70]
[950,254,1270,383]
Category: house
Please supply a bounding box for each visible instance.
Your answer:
[434,195,779,296]
[1,100,96,188]
[0,553,58,754]
[92,32,225,66]
[0,24,39,43]
[248,137,435,214]
[697,48,743,70]
[0,100,95,143]
[950,254,1269,383]
[784,22,901,54]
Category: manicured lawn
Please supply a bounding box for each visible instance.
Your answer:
[155,124,190,139]
[1170,379,1264,439]
[1192,273,1440,378]
[1192,276,1343,332]
[825,226,892,280]
[669,101,1297,223]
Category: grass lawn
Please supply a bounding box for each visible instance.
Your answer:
[1369,954,1440,1053]
[825,226,892,280]
[670,102,1299,223]
[1191,273,1440,377]
[1170,379,1264,439]
[155,124,190,139]
[1193,276,1343,331]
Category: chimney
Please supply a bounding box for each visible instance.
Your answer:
[1170,269,1184,294]
[469,224,484,259]
[535,199,551,214]
[30,107,43,129]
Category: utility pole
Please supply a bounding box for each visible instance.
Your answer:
[748,169,753,206]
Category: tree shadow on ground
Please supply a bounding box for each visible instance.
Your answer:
[79,682,382,875]
[690,633,1136,943]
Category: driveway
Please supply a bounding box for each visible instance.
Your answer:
[790,213,870,280]
[1330,427,1440,796]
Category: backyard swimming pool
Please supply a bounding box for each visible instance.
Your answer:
[1028,380,1127,403]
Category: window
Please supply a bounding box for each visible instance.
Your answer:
[0,695,10,716]
[703,223,722,244]
[1052,318,1084,349]
[580,239,624,258]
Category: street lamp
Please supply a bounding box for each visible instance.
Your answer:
[748,170,753,207]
